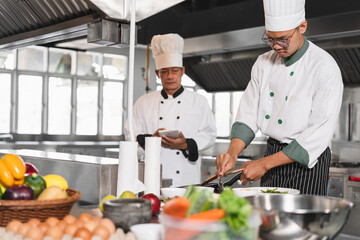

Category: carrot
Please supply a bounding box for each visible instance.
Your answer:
[187,209,225,221]
[163,197,190,218]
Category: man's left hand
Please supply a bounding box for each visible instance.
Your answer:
[161,131,188,150]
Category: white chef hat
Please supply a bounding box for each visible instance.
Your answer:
[263,0,306,31]
[151,33,184,70]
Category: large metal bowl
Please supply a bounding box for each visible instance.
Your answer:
[247,194,354,240]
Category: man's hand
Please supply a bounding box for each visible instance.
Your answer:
[161,131,188,150]
[216,153,237,177]
[152,128,166,137]
[239,159,267,185]
[216,138,246,177]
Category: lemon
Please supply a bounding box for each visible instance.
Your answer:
[44,174,68,190]
[99,194,116,213]
[119,190,136,199]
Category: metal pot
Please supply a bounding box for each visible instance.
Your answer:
[247,194,354,240]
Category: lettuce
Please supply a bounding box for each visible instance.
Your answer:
[217,187,252,230]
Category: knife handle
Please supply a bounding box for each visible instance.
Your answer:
[200,168,244,186]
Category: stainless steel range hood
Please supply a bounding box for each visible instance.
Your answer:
[86,0,184,22]
[182,11,360,92]
[0,0,185,50]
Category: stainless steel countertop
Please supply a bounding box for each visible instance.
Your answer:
[335,202,360,240]
[0,149,118,165]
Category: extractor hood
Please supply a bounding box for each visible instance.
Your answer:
[0,0,185,50]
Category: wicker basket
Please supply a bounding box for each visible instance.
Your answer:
[0,188,81,227]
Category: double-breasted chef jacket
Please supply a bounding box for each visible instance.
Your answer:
[232,38,343,169]
[125,86,216,187]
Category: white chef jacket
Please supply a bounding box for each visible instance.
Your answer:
[125,87,216,187]
[232,39,343,168]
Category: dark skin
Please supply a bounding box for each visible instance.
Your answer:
[216,21,308,184]
[153,66,188,150]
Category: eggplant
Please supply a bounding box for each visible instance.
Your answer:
[2,184,35,200]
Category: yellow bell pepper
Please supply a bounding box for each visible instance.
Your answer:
[0,154,26,188]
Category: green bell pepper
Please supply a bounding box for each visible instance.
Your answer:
[24,173,46,198]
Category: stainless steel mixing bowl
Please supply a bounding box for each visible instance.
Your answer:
[247,194,354,240]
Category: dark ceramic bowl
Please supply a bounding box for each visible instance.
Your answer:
[103,198,152,232]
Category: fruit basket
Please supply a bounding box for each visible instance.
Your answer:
[0,188,81,227]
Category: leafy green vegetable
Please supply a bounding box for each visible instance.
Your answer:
[186,186,216,216]
[260,188,288,194]
[217,187,252,230]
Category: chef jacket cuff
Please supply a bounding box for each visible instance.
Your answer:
[182,138,198,162]
[230,122,255,147]
[136,134,152,148]
[282,140,309,167]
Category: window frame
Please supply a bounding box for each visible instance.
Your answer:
[0,47,126,141]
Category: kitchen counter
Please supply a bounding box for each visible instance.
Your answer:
[70,201,360,240]
[335,202,360,240]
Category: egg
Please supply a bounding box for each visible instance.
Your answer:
[93,225,110,240]
[6,220,22,233]
[62,215,77,224]
[75,219,85,228]
[16,222,31,236]
[38,222,49,233]
[99,218,115,234]
[27,218,41,227]
[83,219,99,233]
[46,217,59,226]
[78,213,93,223]
[74,227,92,240]
[58,220,68,231]
[24,227,44,240]
[92,217,102,226]
[64,223,79,236]
[45,225,63,240]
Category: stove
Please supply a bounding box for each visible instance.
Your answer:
[329,162,360,202]
[331,162,360,168]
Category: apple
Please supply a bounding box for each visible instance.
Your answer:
[141,193,161,215]
[25,163,39,177]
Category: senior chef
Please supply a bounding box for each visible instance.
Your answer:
[125,33,216,187]
[216,0,343,195]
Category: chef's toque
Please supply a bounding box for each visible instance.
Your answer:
[263,0,305,31]
[151,33,184,70]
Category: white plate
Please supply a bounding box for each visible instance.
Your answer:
[233,187,300,195]
[130,223,163,240]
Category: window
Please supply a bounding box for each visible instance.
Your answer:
[0,73,11,132]
[103,81,123,135]
[49,48,76,75]
[197,89,213,110]
[0,50,15,70]
[231,91,244,123]
[48,77,72,134]
[76,80,98,135]
[103,54,127,80]
[215,92,231,137]
[77,52,102,76]
[18,75,43,134]
[18,46,46,72]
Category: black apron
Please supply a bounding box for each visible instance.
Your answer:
[260,138,330,196]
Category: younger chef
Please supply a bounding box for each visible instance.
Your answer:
[125,33,216,187]
[216,0,343,195]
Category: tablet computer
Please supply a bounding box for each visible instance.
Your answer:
[158,130,180,139]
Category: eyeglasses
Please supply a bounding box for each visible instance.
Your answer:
[158,67,182,76]
[261,27,298,48]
